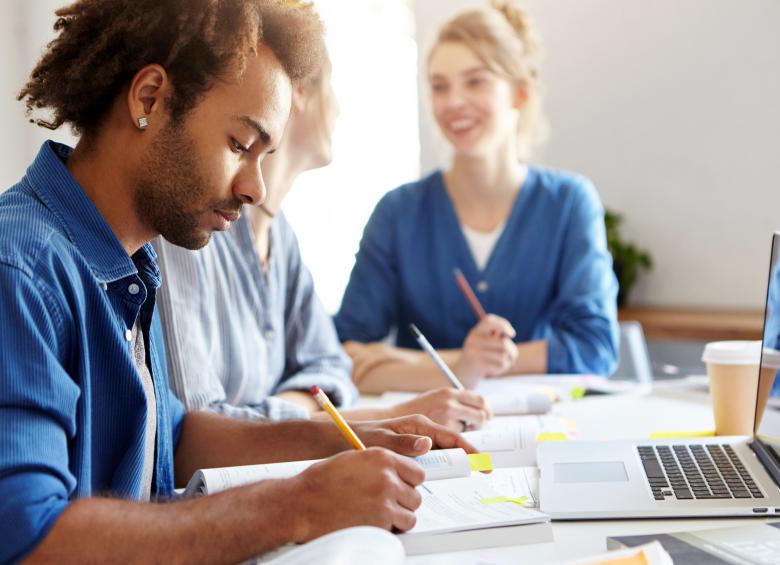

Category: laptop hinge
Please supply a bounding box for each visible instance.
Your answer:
[750,439,780,489]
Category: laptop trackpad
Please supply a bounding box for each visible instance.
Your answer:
[554,462,629,483]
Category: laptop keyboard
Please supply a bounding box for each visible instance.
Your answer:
[637,444,764,501]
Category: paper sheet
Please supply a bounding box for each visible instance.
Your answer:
[380,387,552,416]
[408,469,546,535]
[463,415,571,467]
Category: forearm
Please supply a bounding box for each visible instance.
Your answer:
[174,411,345,487]
[506,340,548,375]
[355,348,469,394]
[315,406,391,421]
[274,392,391,422]
[274,390,319,414]
[27,479,298,564]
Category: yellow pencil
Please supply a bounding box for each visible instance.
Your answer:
[310,385,366,450]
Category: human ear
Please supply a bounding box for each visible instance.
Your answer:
[290,83,308,116]
[127,64,169,130]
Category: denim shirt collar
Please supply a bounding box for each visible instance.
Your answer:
[25,141,160,287]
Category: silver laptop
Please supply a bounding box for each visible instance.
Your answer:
[538,232,780,519]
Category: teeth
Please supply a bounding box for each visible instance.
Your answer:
[450,119,475,132]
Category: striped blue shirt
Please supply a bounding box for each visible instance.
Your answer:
[0,142,185,562]
[153,211,356,421]
[335,168,620,376]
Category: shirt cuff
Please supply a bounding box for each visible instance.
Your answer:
[205,399,311,422]
[0,472,70,563]
[275,372,358,408]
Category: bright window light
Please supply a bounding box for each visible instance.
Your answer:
[282,0,420,314]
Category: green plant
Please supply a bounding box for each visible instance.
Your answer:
[604,209,653,306]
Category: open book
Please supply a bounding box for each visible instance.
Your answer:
[185,448,550,555]
[463,414,574,467]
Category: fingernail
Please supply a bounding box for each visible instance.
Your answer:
[414,438,429,451]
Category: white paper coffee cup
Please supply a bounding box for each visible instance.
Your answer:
[701,341,761,436]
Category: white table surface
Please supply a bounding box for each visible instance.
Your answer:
[400,379,778,564]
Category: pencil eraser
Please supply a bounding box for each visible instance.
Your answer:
[310,385,321,395]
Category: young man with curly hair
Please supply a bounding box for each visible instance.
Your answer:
[0,1,473,562]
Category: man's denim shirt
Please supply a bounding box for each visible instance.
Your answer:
[0,141,185,562]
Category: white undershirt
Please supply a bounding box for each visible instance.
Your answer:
[461,222,505,271]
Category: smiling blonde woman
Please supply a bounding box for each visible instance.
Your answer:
[335,0,620,393]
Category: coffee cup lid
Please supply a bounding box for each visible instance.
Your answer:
[701,341,762,365]
[761,347,780,369]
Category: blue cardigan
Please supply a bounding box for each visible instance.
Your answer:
[334,167,620,376]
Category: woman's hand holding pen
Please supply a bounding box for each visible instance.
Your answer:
[454,314,518,380]
[387,388,492,431]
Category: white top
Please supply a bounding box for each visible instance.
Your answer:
[461,222,505,271]
[131,321,156,502]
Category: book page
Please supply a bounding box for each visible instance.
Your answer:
[185,448,475,497]
[256,526,405,565]
[485,391,553,415]
[414,448,471,481]
[463,415,571,467]
[403,470,547,537]
[483,467,540,507]
[185,459,317,497]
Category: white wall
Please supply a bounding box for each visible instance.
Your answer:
[3,1,778,311]
[283,0,420,313]
[0,1,76,190]
[414,0,780,309]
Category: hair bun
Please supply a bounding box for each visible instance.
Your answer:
[491,0,540,59]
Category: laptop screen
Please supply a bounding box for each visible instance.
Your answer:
[755,232,780,457]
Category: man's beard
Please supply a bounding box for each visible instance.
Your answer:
[133,122,240,250]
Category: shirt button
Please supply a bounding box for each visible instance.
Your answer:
[264,329,275,340]
[101,282,108,291]
[125,329,133,341]
[128,283,140,295]
[477,280,489,292]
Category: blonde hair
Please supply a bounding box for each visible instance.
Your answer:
[428,0,548,159]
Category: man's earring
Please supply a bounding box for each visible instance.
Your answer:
[137,116,149,130]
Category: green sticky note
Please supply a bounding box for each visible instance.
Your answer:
[467,453,493,472]
[536,432,568,442]
[479,495,530,507]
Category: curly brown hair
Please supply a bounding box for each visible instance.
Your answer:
[18,0,325,137]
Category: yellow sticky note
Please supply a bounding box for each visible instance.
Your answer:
[571,386,586,400]
[536,432,568,442]
[649,429,716,439]
[479,495,530,507]
[467,453,493,472]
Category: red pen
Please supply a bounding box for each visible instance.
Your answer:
[454,268,487,319]
[453,268,512,339]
